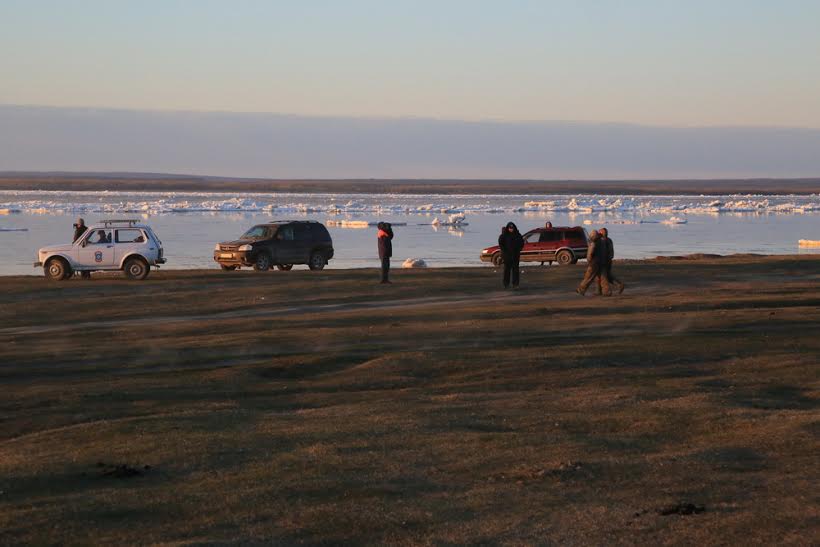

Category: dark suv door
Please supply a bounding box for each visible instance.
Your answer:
[273,224,300,264]
[292,223,314,263]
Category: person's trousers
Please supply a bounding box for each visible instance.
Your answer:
[380,257,390,282]
[503,259,520,287]
[602,265,623,294]
[578,263,604,295]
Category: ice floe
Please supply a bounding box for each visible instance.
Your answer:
[402,258,427,268]
[431,213,468,226]
[1,190,819,217]
[326,220,370,228]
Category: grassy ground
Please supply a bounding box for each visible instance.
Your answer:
[1,256,818,545]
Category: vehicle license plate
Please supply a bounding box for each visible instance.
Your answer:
[219,253,234,259]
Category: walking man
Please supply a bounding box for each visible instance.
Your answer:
[577,230,608,295]
[377,222,394,284]
[498,222,524,289]
[598,228,625,295]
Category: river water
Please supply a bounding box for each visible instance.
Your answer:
[2,190,819,275]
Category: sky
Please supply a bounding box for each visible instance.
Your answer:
[2,0,820,128]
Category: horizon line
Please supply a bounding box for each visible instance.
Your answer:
[3,102,820,132]
[3,170,820,183]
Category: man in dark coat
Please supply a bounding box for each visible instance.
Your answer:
[577,230,608,295]
[598,227,624,295]
[377,222,394,284]
[72,218,87,242]
[498,221,524,289]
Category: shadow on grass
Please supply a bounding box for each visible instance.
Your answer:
[730,385,819,411]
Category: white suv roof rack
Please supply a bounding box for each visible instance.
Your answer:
[100,219,141,227]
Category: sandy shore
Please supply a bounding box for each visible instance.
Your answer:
[3,174,820,195]
[1,256,818,544]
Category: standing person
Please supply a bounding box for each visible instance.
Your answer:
[577,230,607,296]
[598,228,625,295]
[72,218,87,242]
[498,221,524,289]
[377,222,394,284]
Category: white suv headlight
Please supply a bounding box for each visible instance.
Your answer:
[238,244,252,251]
[214,244,221,251]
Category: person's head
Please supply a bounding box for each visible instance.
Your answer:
[599,227,608,238]
[74,218,85,227]
[589,230,600,241]
[506,221,517,233]
[377,222,384,230]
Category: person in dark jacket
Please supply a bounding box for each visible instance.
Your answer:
[377,222,394,284]
[72,218,87,242]
[577,230,608,295]
[598,228,624,295]
[498,221,524,289]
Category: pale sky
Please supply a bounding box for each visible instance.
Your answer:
[2,0,819,128]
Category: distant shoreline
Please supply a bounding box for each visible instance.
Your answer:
[2,173,820,195]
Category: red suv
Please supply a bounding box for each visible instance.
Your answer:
[480,224,590,266]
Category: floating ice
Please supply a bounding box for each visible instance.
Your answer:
[661,217,688,225]
[2,190,820,217]
[798,239,820,247]
[326,220,369,228]
[402,258,427,268]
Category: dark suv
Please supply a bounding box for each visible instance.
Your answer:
[214,220,334,271]
[480,224,589,266]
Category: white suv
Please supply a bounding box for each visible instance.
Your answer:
[35,220,166,280]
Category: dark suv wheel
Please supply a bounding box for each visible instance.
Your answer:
[253,253,272,271]
[308,252,326,271]
[492,253,504,267]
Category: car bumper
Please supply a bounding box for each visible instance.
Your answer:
[480,253,493,263]
[155,258,166,264]
[214,250,252,266]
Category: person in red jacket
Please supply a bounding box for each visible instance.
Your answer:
[377,222,394,284]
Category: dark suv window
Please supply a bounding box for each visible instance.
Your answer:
[277,225,294,241]
[293,224,312,241]
[310,223,330,240]
[242,226,269,239]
